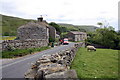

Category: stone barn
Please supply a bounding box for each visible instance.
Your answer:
[17,16,56,41]
[67,31,87,41]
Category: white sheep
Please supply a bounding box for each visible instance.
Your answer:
[87,45,96,51]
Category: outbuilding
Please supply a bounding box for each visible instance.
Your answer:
[67,31,87,41]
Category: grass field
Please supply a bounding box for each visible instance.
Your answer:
[2,46,50,58]
[1,36,16,40]
[70,48,118,78]
[2,14,35,36]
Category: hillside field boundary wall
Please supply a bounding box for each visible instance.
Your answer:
[1,39,48,51]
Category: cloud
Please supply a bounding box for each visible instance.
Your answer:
[0,0,119,30]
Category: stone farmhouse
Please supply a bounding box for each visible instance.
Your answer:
[2,16,57,51]
[17,16,56,41]
[67,31,87,41]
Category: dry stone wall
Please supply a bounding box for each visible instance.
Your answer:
[2,39,48,51]
[24,42,84,79]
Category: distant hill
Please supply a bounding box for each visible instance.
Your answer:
[1,14,99,36]
[2,14,36,36]
[75,25,99,32]
[58,23,99,32]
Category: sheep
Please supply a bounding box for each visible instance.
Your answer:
[87,45,96,51]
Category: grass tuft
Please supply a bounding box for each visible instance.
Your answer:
[1,46,50,58]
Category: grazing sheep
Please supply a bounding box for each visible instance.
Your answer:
[87,46,96,51]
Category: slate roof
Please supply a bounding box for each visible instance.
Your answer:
[37,20,49,27]
[18,21,47,29]
[18,17,55,30]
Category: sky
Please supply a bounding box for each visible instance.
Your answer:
[0,0,120,31]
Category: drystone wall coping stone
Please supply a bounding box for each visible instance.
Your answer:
[45,69,78,78]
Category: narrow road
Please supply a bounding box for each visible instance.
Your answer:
[1,42,75,78]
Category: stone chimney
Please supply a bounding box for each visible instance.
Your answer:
[37,15,43,22]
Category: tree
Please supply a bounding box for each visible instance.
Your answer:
[79,28,86,32]
[97,22,103,28]
[117,30,120,35]
[86,27,120,49]
[49,36,55,42]
[97,21,110,28]
[60,27,67,32]
[108,26,115,31]
[49,22,61,33]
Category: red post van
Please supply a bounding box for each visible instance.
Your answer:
[63,38,69,45]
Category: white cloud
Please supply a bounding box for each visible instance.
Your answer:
[0,0,119,30]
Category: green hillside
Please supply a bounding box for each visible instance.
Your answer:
[2,14,36,36]
[58,23,99,32]
[76,25,99,32]
[1,14,99,36]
